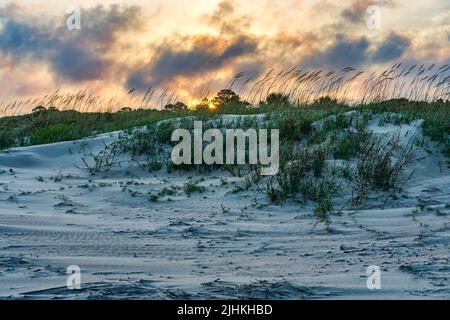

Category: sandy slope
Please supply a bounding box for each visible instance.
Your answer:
[0,119,449,300]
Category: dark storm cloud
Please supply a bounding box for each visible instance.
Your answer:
[371,32,411,63]
[0,4,142,82]
[302,35,370,69]
[77,5,143,45]
[300,32,411,69]
[126,35,258,91]
[50,42,112,82]
[126,0,259,91]
[0,17,57,60]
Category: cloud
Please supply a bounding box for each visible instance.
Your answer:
[341,0,373,23]
[0,15,56,60]
[341,0,396,24]
[301,35,370,69]
[126,35,258,91]
[50,42,113,82]
[371,32,411,63]
[0,0,445,109]
[203,0,252,36]
[232,60,265,80]
[0,4,143,82]
[299,31,412,69]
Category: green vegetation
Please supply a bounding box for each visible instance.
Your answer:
[0,107,191,150]
[1,91,448,158]
[1,83,449,221]
[360,99,450,158]
[350,135,416,204]
[183,180,207,197]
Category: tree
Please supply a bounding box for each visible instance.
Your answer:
[164,101,188,112]
[32,105,46,113]
[314,96,338,105]
[211,89,240,107]
[194,98,211,111]
[265,93,290,106]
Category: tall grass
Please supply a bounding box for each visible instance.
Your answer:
[1,63,449,116]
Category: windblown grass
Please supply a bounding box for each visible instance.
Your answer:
[1,63,449,117]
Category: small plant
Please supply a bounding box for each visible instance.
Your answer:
[159,186,177,197]
[260,177,284,203]
[241,166,262,190]
[146,157,163,172]
[312,178,338,219]
[183,180,206,197]
[221,203,231,214]
[231,186,245,194]
[219,177,228,186]
[77,141,121,175]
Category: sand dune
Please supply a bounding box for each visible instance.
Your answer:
[0,116,449,299]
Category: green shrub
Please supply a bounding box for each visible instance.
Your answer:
[183,180,206,197]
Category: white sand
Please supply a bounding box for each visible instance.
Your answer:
[0,117,449,299]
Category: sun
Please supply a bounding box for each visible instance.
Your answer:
[208,101,217,110]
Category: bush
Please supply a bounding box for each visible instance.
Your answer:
[330,130,371,160]
[265,93,291,107]
[277,115,313,142]
[29,124,91,145]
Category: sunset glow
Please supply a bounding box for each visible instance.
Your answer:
[0,0,449,114]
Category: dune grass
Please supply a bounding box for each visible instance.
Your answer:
[0,64,448,220]
[1,62,448,152]
[1,99,448,157]
[0,96,448,221]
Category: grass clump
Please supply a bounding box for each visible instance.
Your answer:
[148,194,159,202]
[159,186,178,197]
[183,180,206,197]
[258,142,338,218]
[351,135,416,204]
[311,178,339,220]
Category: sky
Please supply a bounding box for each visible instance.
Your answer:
[0,0,449,112]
